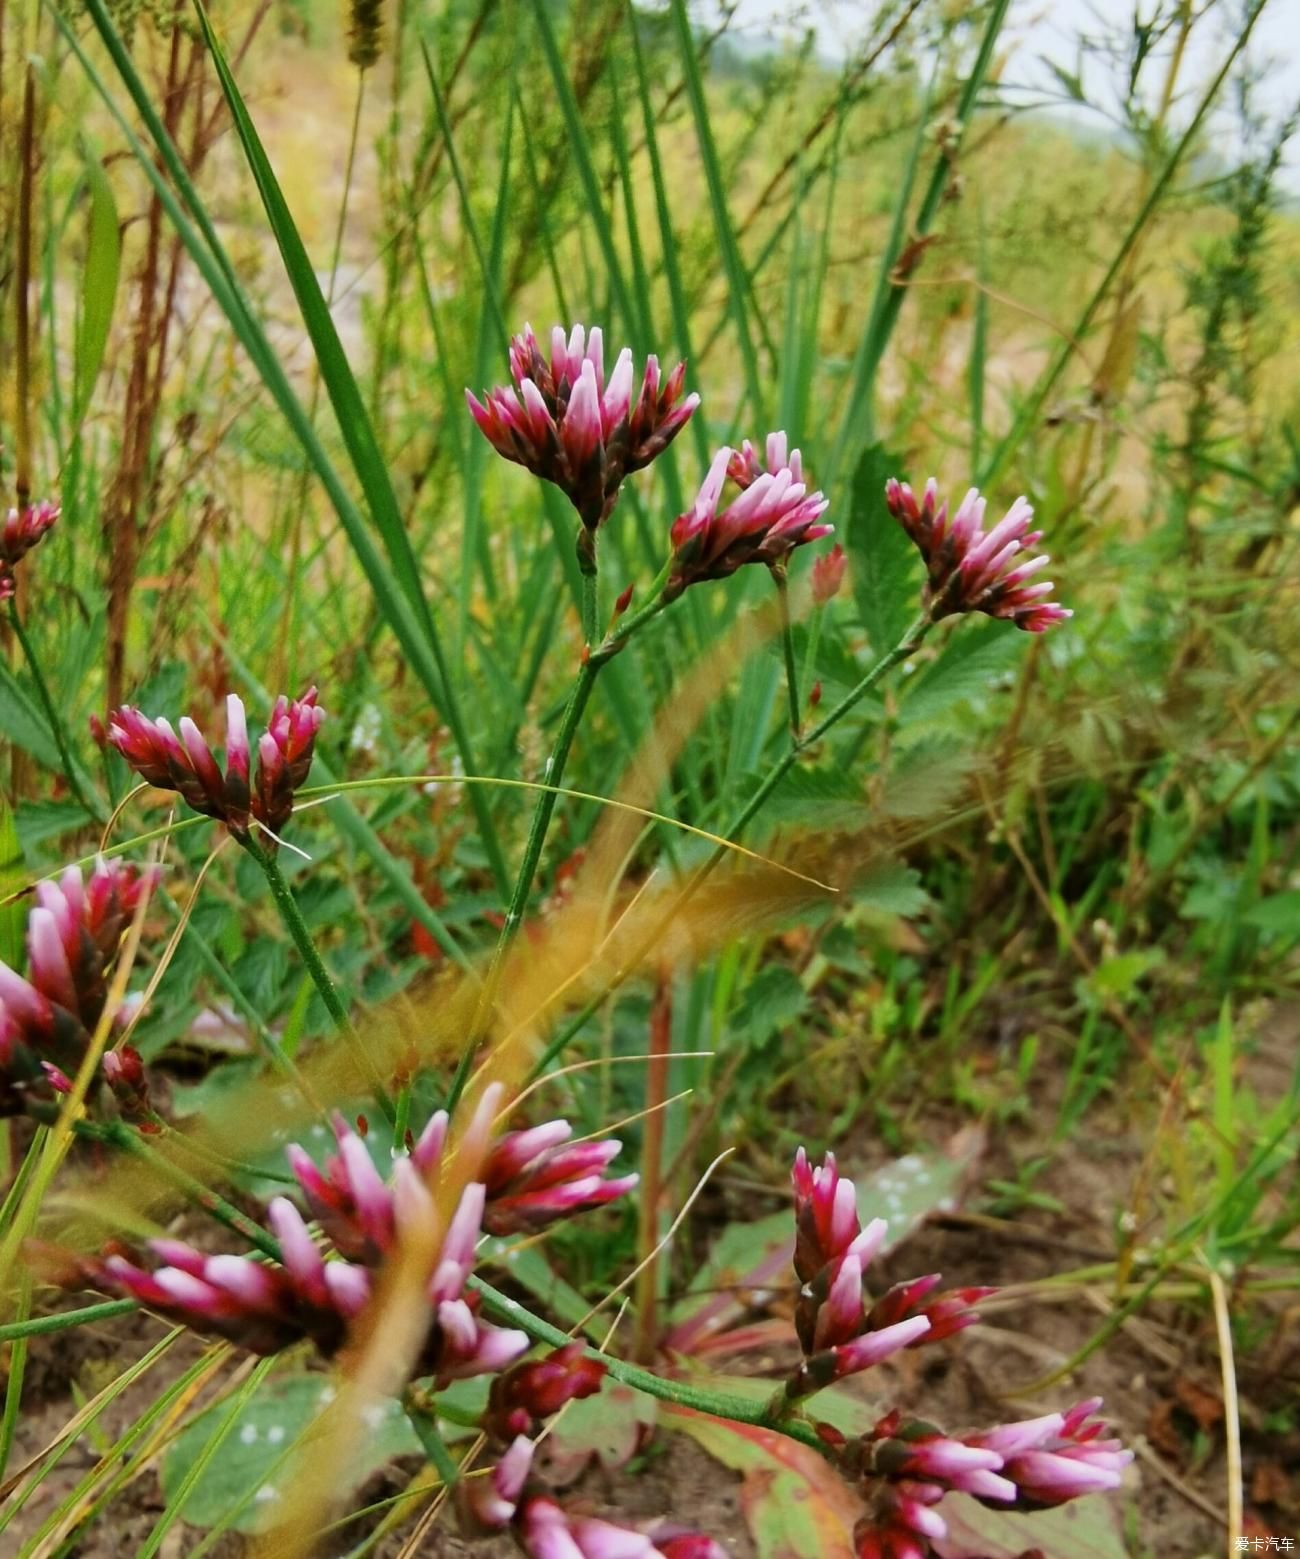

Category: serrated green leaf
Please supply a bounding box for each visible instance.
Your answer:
[13,798,94,850]
[899,618,1024,726]
[855,861,928,918]
[1244,890,1300,936]
[848,442,921,653]
[731,965,808,1046]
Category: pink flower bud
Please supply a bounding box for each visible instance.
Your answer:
[811,542,846,604]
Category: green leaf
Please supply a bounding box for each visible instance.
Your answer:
[731,966,807,1047]
[0,792,25,969]
[13,798,94,850]
[898,618,1025,726]
[535,1382,657,1483]
[72,154,121,431]
[936,1491,1128,1559]
[855,861,928,918]
[159,1372,425,1534]
[668,1405,863,1558]
[1244,890,1300,936]
[847,442,920,653]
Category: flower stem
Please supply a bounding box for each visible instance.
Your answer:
[774,570,801,737]
[468,1275,831,1457]
[526,615,931,1082]
[241,837,396,1126]
[73,1118,281,1259]
[402,1387,464,1487]
[449,577,672,1112]
[632,969,672,1363]
[0,1295,138,1344]
[7,599,102,821]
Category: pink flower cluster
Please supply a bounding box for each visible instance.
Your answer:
[288,1097,639,1260]
[0,860,156,1117]
[468,324,699,533]
[0,500,59,601]
[74,1085,637,1366]
[786,1148,987,1399]
[884,478,1070,633]
[787,1148,1131,1556]
[852,1401,1133,1556]
[106,689,324,845]
[666,433,832,600]
[466,1433,725,1557]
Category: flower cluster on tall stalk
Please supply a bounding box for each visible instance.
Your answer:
[0,860,156,1117]
[0,498,58,600]
[467,323,700,540]
[885,478,1070,633]
[106,688,325,847]
[775,1149,1131,1557]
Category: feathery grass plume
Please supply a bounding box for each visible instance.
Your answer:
[346,0,383,69]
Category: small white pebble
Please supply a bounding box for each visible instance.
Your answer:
[239,1424,258,1445]
[361,1403,386,1429]
[255,1485,279,1504]
[267,1425,285,1445]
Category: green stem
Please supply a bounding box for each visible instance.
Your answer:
[0,1268,32,1479]
[242,837,396,1126]
[774,569,801,737]
[7,600,102,821]
[450,579,671,1112]
[578,527,599,649]
[528,615,931,1081]
[73,1118,281,1259]
[0,1296,137,1345]
[402,1389,464,1486]
[469,1275,831,1457]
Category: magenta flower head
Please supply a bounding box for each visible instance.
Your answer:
[480,1119,640,1235]
[518,1497,723,1558]
[467,323,699,534]
[0,500,59,601]
[79,1177,529,1385]
[973,1398,1133,1509]
[107,689,323,847]
[256,687,326,837]
[666,441,832,600]
[285,1101,637,1264]
[0,860,157,1118]
[884,477,1071,632]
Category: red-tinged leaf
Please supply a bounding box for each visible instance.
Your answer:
[534,1382,658,1483]
[934,1492,1129,1559]
[666,1403,864,1559]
